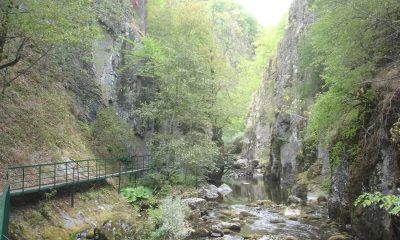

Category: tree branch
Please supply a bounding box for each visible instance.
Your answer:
[2,46,53,94]
[0,37,27,70]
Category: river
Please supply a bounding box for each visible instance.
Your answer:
[200,174,343,240]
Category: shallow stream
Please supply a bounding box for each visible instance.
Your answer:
[202,175,338,240]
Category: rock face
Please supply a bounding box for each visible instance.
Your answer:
[330,65,400,239]
[242,0,315,199]
[68,0,152,155]
[243,0,400,239]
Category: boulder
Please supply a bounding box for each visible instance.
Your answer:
[220,209,237,217]
[244,233,262,240]
[205,192,222,202]
[240,211,256,218]
[291,184,308,203]
[256,200,271,206]
[210,232,224,237]
[198,185,223,201]
[189,227,209,238]
[285,236,299,240]
[259,236,275,240]
[252,160,260,168]
[95,220,134,240]
[327,234,352,240]
[220,222,241,231]
[270,218,286,224]
[288,195,302,205]
[210,225,224,237]
[208,184,219,193]
[182,198,207,210]
[317,195,328,204]
[233,158,249,169]
[217,183,232,196]
[284,207,301,217]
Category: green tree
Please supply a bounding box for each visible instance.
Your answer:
[302,0,400,140]
[0,0,98,94]
[91,107,136,156]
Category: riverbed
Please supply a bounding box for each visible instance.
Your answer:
[199,175,345,240]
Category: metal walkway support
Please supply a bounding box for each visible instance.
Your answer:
[6,155,151,197]
[0,182,10,240]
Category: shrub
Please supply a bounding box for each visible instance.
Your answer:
[355,192,400,215]
[91,107,136,156]
[150,198,189,240]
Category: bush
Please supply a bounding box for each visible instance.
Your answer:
[91,107,136,156]
[121,186,153,204]
[355,192,400,215]
[150,198,189,240]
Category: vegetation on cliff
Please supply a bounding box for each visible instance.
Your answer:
[302,0,400,140]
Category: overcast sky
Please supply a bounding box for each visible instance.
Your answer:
[236,0,293,26]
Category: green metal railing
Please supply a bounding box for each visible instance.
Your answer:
[0,182,10,240]
[6,155,151,196]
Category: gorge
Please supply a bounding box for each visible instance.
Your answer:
[0,0,400,239]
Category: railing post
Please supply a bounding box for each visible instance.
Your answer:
[70,187,74,208]
[195,167,198,189]
[77,162,80,182]
[95,160,98,179]
[22,167,25,193]
[0,182,10,240]
[53,164,56,187]
[104,159,107,176]
[65,162,68,183]
[118,161,121,193]
[38,165,42,191]
[87,160,89,181]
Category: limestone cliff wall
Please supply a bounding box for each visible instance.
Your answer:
[0,0,150,172]
[242,0,315,188]
[68,0,151,155]
[243,0,400,238]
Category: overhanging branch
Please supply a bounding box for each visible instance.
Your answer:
[0,37,27,70]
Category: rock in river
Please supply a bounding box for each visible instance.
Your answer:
[182,198,207,210]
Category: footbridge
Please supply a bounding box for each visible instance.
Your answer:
[0,155,151,239]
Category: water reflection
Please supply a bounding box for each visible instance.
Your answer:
[224,175,288,205]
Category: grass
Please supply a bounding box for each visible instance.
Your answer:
[0,70,95,167]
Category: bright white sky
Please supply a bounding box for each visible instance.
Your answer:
[236,0,293,26]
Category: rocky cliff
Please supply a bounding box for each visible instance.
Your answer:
[243,0,400,238]
[242,0,315,190]
[0,0,150,175]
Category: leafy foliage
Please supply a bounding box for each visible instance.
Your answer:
[301,0,400,140]
[225,18,287,138]
[148,132,219,184]
[390,119,400,148]
[149,198,189,240]
[121,186,153,204]
[355,192,400,215]
[0,0,99,93]
[91,107,136,156]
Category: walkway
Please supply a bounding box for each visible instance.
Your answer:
[4,155,151,197]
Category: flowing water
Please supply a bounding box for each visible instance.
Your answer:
[203,174,338,240]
